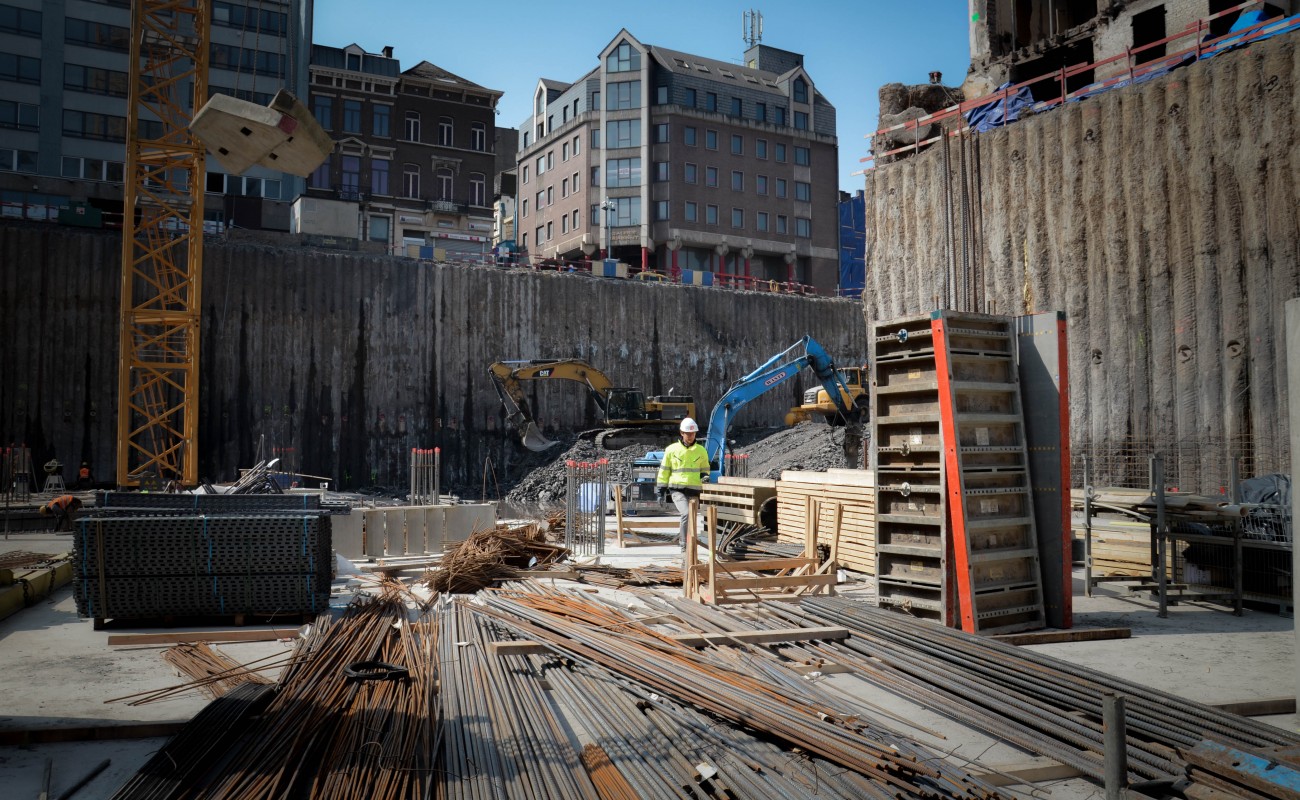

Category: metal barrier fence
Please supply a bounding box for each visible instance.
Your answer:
[410,447,440,506]
[564,459,607,557]
[1073,436,1285,496]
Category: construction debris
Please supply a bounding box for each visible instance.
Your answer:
[422,523,565,594]
[161,643,275,699]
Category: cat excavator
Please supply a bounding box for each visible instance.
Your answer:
[488,360,695,451]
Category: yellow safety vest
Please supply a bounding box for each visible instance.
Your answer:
[656,441,710,491]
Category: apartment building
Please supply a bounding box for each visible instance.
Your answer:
[297,44,501,257]
[515,30,840,293]
[0,0,313,229]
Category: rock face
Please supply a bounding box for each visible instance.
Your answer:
[861,36,1300,492]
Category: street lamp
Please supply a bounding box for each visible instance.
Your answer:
[599,198,616,259]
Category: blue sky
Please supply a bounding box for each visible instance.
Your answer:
[313,1,972,192]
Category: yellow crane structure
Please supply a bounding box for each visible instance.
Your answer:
[116,0,210,487]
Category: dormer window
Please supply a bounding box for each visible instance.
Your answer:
[793,77,808,104]
[607,41,640,73]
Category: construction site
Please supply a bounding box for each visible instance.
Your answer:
[1,1,1299,798]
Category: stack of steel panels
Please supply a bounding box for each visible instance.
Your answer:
[73,507,332,621]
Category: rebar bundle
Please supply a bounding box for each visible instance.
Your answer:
[422,523,565,594]
[162,642,274,699]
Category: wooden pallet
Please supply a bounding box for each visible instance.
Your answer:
[701,477,777,526]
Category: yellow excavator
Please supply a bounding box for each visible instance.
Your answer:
[488,360,696,451]
[784,364,869,426]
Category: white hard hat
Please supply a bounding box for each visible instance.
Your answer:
[679,418,699,433]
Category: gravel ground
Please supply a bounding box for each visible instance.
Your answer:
[500,421,864,505]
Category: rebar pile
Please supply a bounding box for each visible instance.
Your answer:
[474,587,1009,799]
[162,643,274,699]
[782,596,1300,784]
[569,563,682,588]
[423,523,566,594]
[0,550,60,568]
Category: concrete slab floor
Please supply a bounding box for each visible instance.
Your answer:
[1,530,1295,799]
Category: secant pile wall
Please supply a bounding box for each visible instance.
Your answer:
[0,225,866,490]
[862,35,1300,490]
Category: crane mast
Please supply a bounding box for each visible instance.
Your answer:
[116,0,209,487]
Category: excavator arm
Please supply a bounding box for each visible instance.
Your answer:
[703,336,860,480]
[488,360,615,450]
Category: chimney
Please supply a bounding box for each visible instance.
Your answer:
[929,71,943,84]
[382,45,394,59]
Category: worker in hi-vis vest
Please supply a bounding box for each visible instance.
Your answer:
[655,418,710,547]
[40,494,83,531]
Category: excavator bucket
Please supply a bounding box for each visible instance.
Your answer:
[521,422,558,451]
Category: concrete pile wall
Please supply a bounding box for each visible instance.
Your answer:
[0,223,866,490]
[862,35,1300,490]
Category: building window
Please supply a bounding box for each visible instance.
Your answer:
[523,165,530,183]
[705,204,718,225]
[776,178,787,198]
[213,1,287,35]
[435,168,453,200]
[793,77,808,103]
[521,199,528,217]
[591,204,599,225]
[684,88,696,107]
[342,99,362,133]
[776,143,787,162]
[470,172,485,206]
[313,95,332,129]
[546,150,555,170]
[308,158,330,189]
[536,225,544,244]
[731,170,743,191]
[731,134,743,155]
[573,134,581,155]
[683,126,697,146]
[562,106,569,124]
[796,217,811,238]
[572,209,578,229]
[730,97,742,116]
[0,149,38,174]
[774,107,786,126]
[522,233,528,249]
[63,109,127,141]
[795,146,810,165]
[340,156,360,195]
[757,212,769,232]
[705,130,717,150]
[684,163,697,184]
[756,175,767,195]
[685,202,697,222]
[572,170,579,189]
[373,105,390,137]
[371,159,389,195]
[592,90,600,111]
[654,123,669,143]
[653,162,669,182]
[0,101,38,131]
[592,127,601,149]
[591,166,600,186]
[795,181,811,201]
[369,215,390,243]
[403,163,419,198]
[794,111,808,130]
[731,208,743,228]
[755,139,768,160]
[608,196,641,226]
[606,120,640,149]
[0,5,41,36]
[65,18,129,51]
[655,200,669,221]
[777,215,788,234]
[562,142,570,161]
[607,81,641,110]
[405,111,420,141]
[209,43,284,77]
[0,53,39,84]
[607,40,641,72]
[705,92,717,112]
[471,122,486,151]
[756,103,767,123]
[438,117,454,147]
[64,64,128,97]
[607,157,641,187]
[705,166,718,187]
[546,186,553,204]
[561,177,569,197]
[655,85,668,105]
[561,214,568,234]
[536,155,545,175]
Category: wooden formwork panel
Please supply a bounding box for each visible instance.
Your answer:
[702,477,777,526]
[775,470,876,574]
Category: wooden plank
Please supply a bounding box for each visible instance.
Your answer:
[107,628,302,646]
[990,627,1131,646]
[1210,697,1297,717]
[779,469,875,488]
[712,574,838,590]
[718,476,778,488]
[969,761,1083,787]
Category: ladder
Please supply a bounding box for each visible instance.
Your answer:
[933,311,1046,635]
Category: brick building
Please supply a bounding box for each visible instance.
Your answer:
[515,30,840,293]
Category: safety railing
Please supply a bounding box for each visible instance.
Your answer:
[862,2,1296,166]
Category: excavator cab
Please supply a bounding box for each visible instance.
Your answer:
[604,388,649,423]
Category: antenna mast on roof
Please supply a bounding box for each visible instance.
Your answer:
[743,9,763,47]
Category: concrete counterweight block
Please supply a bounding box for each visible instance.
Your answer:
[363,509,387,558]
[333,512,364,561]
[190,89,333,177]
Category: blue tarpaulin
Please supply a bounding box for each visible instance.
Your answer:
[838,192,865,298]
[964,83,1034,132]
[1207,10,1300,57]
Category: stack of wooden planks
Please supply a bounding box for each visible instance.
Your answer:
[775,469,876,574]
[701,477,777,526]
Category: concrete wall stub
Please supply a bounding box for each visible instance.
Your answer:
[424,506,447,553]
[363,509,387,558]
[406,508,429,554]
[444,503,496,547]
[333,511,364,560]
[1285,297,1300,706]
[190,90,331,178]
[383,509,408,555]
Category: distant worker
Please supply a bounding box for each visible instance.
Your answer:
[76,462,92,489]
[655,418,711,547]
[39,494,83,531]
